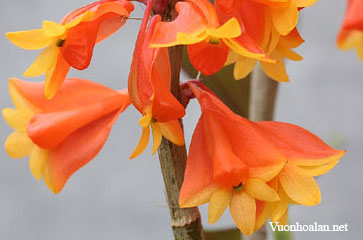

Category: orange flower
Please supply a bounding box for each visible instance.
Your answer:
[216,0,304,81]
[256,121,346,224]
[150,0,268,76]
[128,0,185,159]
[179,82,345,235]
[3,78,130,193]
[250,0,318,36]
[337,0,363,60]
[6,0,134,99]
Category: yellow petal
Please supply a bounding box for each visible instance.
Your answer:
[176,32,208,45]
[268,27,280,53]
[295,161,339,177]
[277,208,288,225]
[270,1,298,36]
[291,150,346,166]
[159,120,185,146]
[279,164,321,206]
[64,11,95,29]
[277,46,302,61]
[233,57,257,80]
[6,29,53,50]
[225,51,239,65]
[244,178,280,202]
[260,52,289,82]
[2,108,31,131]
[223,38,266,60]
[271,187,289,222]
[29,146,48,181]
[294,0,318,7]
[129,126,150,159]
[208,188,233,224]
[139,113,152,128]
[8,78,38,114]
[151,122,162,155]
[255,201,274,231]
[249,161,286,182]
[229,191,256,236]
[5,131,33,158]
[179,185,218,208]
[208,18,241,39]
[24,45,59,77]
[42,20,66,37]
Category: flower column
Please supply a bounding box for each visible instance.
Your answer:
[157,0,205,239]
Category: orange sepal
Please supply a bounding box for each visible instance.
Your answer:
[44,108,122,193]
[10,78,130,149]
[179,118,215,206]
[257,121,346,166]
[187,41,229,76]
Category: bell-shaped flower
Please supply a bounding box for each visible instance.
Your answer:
[179,81,345,235]
[3,78,130,193]
[180,82,286,236]
[256,121,346,224]
[128,0,186,159]
[337,0,363,60]
[6,0,134,99]
[216,0,304,82]
[150,0,269,76]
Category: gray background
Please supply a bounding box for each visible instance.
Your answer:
[0,0,361,239]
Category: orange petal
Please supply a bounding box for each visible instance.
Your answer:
[20,78,130,149]
[43,109,122,193]
[230,191,256,236]
[257,121,346,166]
[179,119,215,207]
[187,41,229,75]
[60,20,99,70]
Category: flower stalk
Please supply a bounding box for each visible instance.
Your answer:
[157,0,204,239]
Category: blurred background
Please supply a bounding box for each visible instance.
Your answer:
[0,0,361,239]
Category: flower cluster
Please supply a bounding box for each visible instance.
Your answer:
[151,0,314,81]
[3,0,345,237]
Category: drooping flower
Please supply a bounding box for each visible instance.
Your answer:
[128,0,186,159]
[150,0,269,76]
[337,0,363,60]
[3,78,130,193]
[216,0,304,81]
[179,81,345,235]
[256,121,346,224]
[180,82,286,236]
[6,0,134,99]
